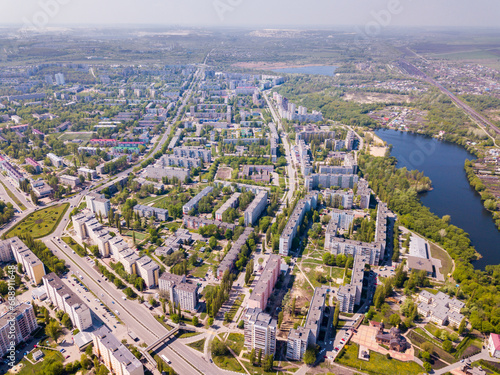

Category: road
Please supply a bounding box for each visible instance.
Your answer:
[399,58,500,147]
[262,91,297,205]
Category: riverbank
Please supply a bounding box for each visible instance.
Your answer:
[375,128,500,270]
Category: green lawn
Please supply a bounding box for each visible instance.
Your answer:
[188,338,206,352]
[191,263,209,278]
[336,344,424,375]
[429,241,453,277]
[226,333,244,356]
[62,236,87,257]
[177,331,202,339]
[0,180,27,211]
[225,294,245,323]
[212,337,245,373]
[18,349,64,375]
[5,203,69,239]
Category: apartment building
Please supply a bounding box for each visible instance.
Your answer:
[247,255,281,310]
[78,167,97,179]
[215,192,241,221]
[0,237,46,285]
[337,254,368,313]
[173,146,211,163]
[0,157,25,187]
[0,303,38,357]
[217,227,254,278]
[72,211,159,288]
[136,257,160,288]
[93,326,144,375]
[157,155,202,169]
[31,180,53,198]
[144,165,190,182]
[133,204,169,221]
[305,173,359,191]
[243,307,277,356]
[43,273,93,331]
[244,190,268,226]
[159,273,199,311]
[60,174,81,187]
[47,152,64,167]
[182,186,214,214]
[323,189,354,210]
[25,157,42,173]
[356,179,371,209]
[279,192,318,256]
[86,192,111,218]
[330,209,355,230]
[286,286,328,360]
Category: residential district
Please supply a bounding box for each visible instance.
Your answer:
[0,58,497,375]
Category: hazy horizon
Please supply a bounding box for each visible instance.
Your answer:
[1,0,499,30]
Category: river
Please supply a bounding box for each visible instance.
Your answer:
[375,128,500,269]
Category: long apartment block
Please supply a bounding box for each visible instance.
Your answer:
[244,190,268,226]
[247,254,281,310]
[182,186,214,214]
[72,211,159,288]
[0,303,37,357]
[215,192,241,221]
[43,273,93,331]
[279,192,318,256]
[217,227,254,278]
[0,237,45,285]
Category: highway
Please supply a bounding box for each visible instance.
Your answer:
[399,58,500,146]
[262,91,297,205]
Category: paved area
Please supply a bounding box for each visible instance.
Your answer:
[351,325,414,362]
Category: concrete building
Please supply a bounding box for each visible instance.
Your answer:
[279,192,318,255]
[409,236,429,259]
[43,273,93,331]
[86,192,111,218]
[286,286,328,360]
[0,157,25,187]
[417,291,465,328]
[182,186,214,214]
[323,189,354,210]
[72,211,159,288]
[488,333,500,358]
[173,146,211,163]
[136,256,160,288]
[243,307,277,356]
[330,209,355,230]
[305,173,359,191]
[356,179,371,209]
[244,190,268,226]
[217,227,254,278]
[78,167,97,179]
[93,326,144,375]
[47,152,64,167]
[337,254,368,313]
[156,229,192,257]
[31,180,53,198]
[183,216,235,231]
[0,303,38,357]
[144,166,190,182]
[406,256,434,277]
[247,255,281,310]
[215,193,240,221]
[159,273,199,311]
[60,174,81,187]
[25,158,42,173]
[0,237,46,285]
[133,204,168,221]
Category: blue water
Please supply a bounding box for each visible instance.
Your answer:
[271,65,337,76]
[375,128,500,269]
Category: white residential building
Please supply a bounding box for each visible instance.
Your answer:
[243,308,277,356]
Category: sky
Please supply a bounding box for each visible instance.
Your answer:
[0,0,499,29]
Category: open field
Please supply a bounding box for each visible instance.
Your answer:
[336,343,424,375]
[188,338,206,352]
[17,349,65,375]
[4,203,69,239]
[428,241,454,277]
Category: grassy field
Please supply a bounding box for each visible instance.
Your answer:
[18,349,64,375]
[177,331,201,339]
[191,263,209,278]
[188,338,206,352]
[212,337,244,373]
[4,203,69,239]
[428,241,453,277]
[62,236,87,257]
[0,180,27,211]
[226,333,244,356]
[336,343,424,375]
[225,294,245,323]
